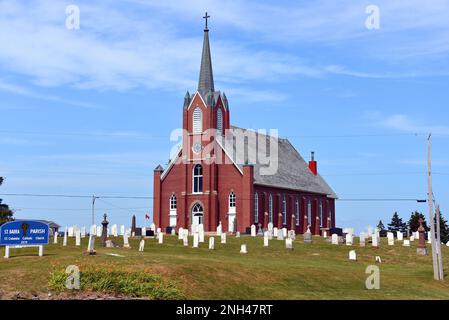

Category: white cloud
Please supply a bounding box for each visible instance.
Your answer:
[379,114,449,136]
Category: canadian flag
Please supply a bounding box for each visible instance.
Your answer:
[145,213,150,220]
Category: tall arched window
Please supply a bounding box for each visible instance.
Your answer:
[170,194,177,210]
[295,197,300,226]
[282,195,287,225]
[193,107,202,134]
[228,192,236,214]
[217,108,223,135]
[307,199,312,227]
[268,194,273,223]
[254,193,259,224]
[169,194,177,227]
[192,164,203,193]
[319,200,323,227]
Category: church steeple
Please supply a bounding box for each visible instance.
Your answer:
[198,12,214,96]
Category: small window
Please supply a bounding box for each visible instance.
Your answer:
[217,108,223,135]
[295,198,300,226]
[170,194,177,210]
[229,192,236,208]
[193,164,203,193]
[307,199,312,226]
[254,193,259,224]
[193,107,202,134]
[282,195,287,225]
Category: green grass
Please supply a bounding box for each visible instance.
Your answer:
[1,235,449,299]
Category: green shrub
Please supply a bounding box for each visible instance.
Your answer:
[48,268,184,299]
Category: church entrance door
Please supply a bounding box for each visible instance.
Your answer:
[191,203,204,227]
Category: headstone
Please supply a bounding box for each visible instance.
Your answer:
[236,232,240,238]
[53,232,58,244]
[87,235,96,254]
[209,237,215,250]
[257,225,264,236]
[403,240,411,247]
[375,256,382,263]
[156,227,161,237]
[285,238,293,250]
[142,227,146,237]
[75,230,81,246]
[345,233,353,246]
[277,229,284,240]
[139,239,145,252]
[397,231,403,241]
[101,214,109,247]
[268,230,273,240]
[216,222,222,236]
[199,224,205,242]
[331,233,338,245]
[80,227,86,238]
[388,237,394,246]
[63,229,68,246]
[288,230,296,241]
[120,225,125,236]
[264,232,269,247]
[359,233,366,247]
[240,244,247,254]
[371,234,379,247]
[410,235,415,242]
[273,227,278,238]
[268,222,273,232]
[193,233,199,248]
[68,226,74,237]
[282,227,287,238]
[349,250,357,261]
[304,227,312,244]
[158,232,164,244]
[96,225,102,237]
[221,232,226,244]
[171,228,176,236]
[178,227,184,240]
[251,224,256,237]
[123,233,130,248]
[343,228,354,236]
[110,224,117,237]
[183,233,188,246]
[150,223,156,231]
[323,231,327,238]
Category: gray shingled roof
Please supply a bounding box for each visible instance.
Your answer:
[218,126,337,198]
[197,29,214,96]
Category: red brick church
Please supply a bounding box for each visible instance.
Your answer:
[153,16,337,235]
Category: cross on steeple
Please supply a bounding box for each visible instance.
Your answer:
[203,12,210,30]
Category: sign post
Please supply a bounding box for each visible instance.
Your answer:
[1,220,50,259]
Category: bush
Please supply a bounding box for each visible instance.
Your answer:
[48,268,184,300]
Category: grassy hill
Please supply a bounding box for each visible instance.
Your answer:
[1,234,448,299]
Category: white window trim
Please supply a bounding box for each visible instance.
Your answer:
[254,193,259,224]
[193,107,203,134]
[307,199,312,225]
[192,164,203,194]
[228,192,236,214]
[268,194,273,223]
[282,195,287,225]
[217,108,223,135]
[295,198,300,226]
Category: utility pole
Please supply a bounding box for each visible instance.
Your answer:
[92,195,99,226]
[427,134,443,280]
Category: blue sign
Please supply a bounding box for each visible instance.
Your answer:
[0,220,49,245]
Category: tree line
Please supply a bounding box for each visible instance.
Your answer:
[376,211,449,244]
[0,177,14,225]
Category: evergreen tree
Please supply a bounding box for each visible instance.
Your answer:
[377,220,385,231]
[387,211,407,233]
[435,211,449,244]
[407,211,429,233]
[0,177,14,225]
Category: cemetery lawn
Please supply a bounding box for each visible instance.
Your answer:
[1,235,449,299]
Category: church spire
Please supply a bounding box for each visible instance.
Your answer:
[198,12,214,95]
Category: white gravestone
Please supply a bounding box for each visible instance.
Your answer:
[359,233,366,247]
[221,232,227,244]
[150,223,156,231]
[285,238,293,250]
[251,224,256,237]
[273,227,278,238]
[158,232,164,244]
[199,224,205,242]
[388,235,394,246]
[87,235,95,253]
[236,232,240,238]
[323,231,327,238]
[349,250,357,261]
[68,227,74,237]
[123,233,130,248]
[75,230,81,246]
[183,233,189,246]
[193,233,199,248]
[375,256,382,263]
[403,240,410,247]
[372,234,379,247]
[139,239,145,252]
[80,227,86,238]
[178,228,184,240]
[111,224,118,237]
[96,225,102,237]
[120,225,125,236]
[63,229,68,246]
[53,232,59,244]
[331,234,339,245]
[240,244,247,254]
[209,237,215,250]
[268,223,273,232]
[410,235,415,242]
[216,222,222,236]
[397,231,403,241]
[264,233,269,247]
[142,227,146,237]
[346,234,353,246]
[171,228,176,236]
[277,229,284,240]
[282,228,288,238]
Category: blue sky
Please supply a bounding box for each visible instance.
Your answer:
[0,0,448,233]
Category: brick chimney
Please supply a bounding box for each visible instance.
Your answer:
[308,151,317,175]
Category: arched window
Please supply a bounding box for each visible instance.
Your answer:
[307,199,312,227]
[217,108,223,135]
[319,200,323,227]
[268,194,273,223]
[192,164,203,193]
[193,107,202,134]
[192,203,204,225]
[282,195,287,225]
[169,194,177,227]
[295,197,300,226]
[170,194,177,210]
[228,192,236,213]
[254,193,259,224]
